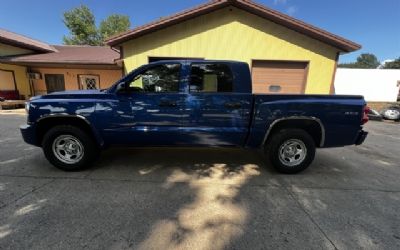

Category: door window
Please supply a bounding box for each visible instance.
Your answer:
[128,64,181,93]
[189,64,233,92]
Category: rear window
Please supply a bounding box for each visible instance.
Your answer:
[189,63,233,93]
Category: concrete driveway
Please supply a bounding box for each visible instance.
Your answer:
[0,112,399,250]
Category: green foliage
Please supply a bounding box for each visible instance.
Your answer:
[356,54,380,68]
[338,62,358,68]
[338,53,380,69]
[382,57,400,69]
[63,5,130,46]
[99,15,130,42]
[63,5,100,45]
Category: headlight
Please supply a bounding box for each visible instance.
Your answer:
[25,102,30,113]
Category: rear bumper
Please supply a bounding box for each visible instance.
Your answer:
[355,130,368,145]
[20,124,39,146]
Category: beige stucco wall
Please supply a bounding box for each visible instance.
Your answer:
[0,63,30,98]
[31,67,122,95]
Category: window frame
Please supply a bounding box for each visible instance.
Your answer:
[77,74,101,90]
[188,62,234,94]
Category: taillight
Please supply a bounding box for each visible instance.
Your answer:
[362,106,370,125]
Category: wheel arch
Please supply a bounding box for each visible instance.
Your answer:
[263,116,325,147]
[35,115,104,147]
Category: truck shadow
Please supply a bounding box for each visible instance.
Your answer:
[92,147,400,249]
[92,147,281,180]
[91,147,282,249]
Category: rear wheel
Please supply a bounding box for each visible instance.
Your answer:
[266,129,316,174]
[42,125,99,171]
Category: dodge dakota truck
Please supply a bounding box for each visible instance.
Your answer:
[21,60,369,173]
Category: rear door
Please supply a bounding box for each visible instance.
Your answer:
[181,63,252,146]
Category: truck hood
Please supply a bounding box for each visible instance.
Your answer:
[38,89,110,100]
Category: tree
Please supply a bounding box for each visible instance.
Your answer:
[338,53,380,69]
[63,5,130,46]
[63,5,100,45]
[99,15,130,42]
[382,57,400,69]
[356,53,380,69]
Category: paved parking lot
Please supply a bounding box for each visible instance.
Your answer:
[0,112,399,250]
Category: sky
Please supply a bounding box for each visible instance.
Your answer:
[0,0,399,63]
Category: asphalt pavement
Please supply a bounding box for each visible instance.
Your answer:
[0,112,399,250]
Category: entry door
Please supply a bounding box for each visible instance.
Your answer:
[181,63,252,146]
[45,74,65,93]
[114,63,184,146]
[252,60,308,94]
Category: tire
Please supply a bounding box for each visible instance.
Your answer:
[381,107,400,121]
[42,125,99,171]
[266,129,316,174]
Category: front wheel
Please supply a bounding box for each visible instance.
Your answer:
[266,129,316,174]
[42,125,99,171]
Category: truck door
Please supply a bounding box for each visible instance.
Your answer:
[181,63,253,146]
[111,62,185,145]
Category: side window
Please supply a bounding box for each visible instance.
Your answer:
[128,64,181,92]
[190,63,233,92]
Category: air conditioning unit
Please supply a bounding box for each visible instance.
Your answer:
[27,72,42,80]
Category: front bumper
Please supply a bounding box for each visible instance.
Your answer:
[355,130,368,145]
[20,124,39,146]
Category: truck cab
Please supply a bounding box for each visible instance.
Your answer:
[103,60,254,146]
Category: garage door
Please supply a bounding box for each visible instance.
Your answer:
[251,61,308,94]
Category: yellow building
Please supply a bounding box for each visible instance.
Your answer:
[107,0,360,94]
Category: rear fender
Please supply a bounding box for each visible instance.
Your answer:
[262,116,325,147]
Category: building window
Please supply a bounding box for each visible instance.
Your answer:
[0,69,16,91]
[79,75,100,90]
[189,63,233,92]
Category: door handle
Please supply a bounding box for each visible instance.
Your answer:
[159,100,177,107]
[224,102,242,109]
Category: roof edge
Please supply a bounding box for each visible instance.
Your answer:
[106,0,361,52]
[0,37,56,53]
[106,0,230,46]
[234,0,361,52]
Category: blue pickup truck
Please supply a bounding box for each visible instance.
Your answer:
[21,60,369,173]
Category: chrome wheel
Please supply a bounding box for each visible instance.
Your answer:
[52,135,84,164]
[278,139,307,167]
[384,109,400,120]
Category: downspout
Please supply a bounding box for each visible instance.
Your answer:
[111,46,125,77]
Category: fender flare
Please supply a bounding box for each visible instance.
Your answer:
[36,114,105,147]
[262,116,325,147]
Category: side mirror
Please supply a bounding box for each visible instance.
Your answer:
[116,82,126,93]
